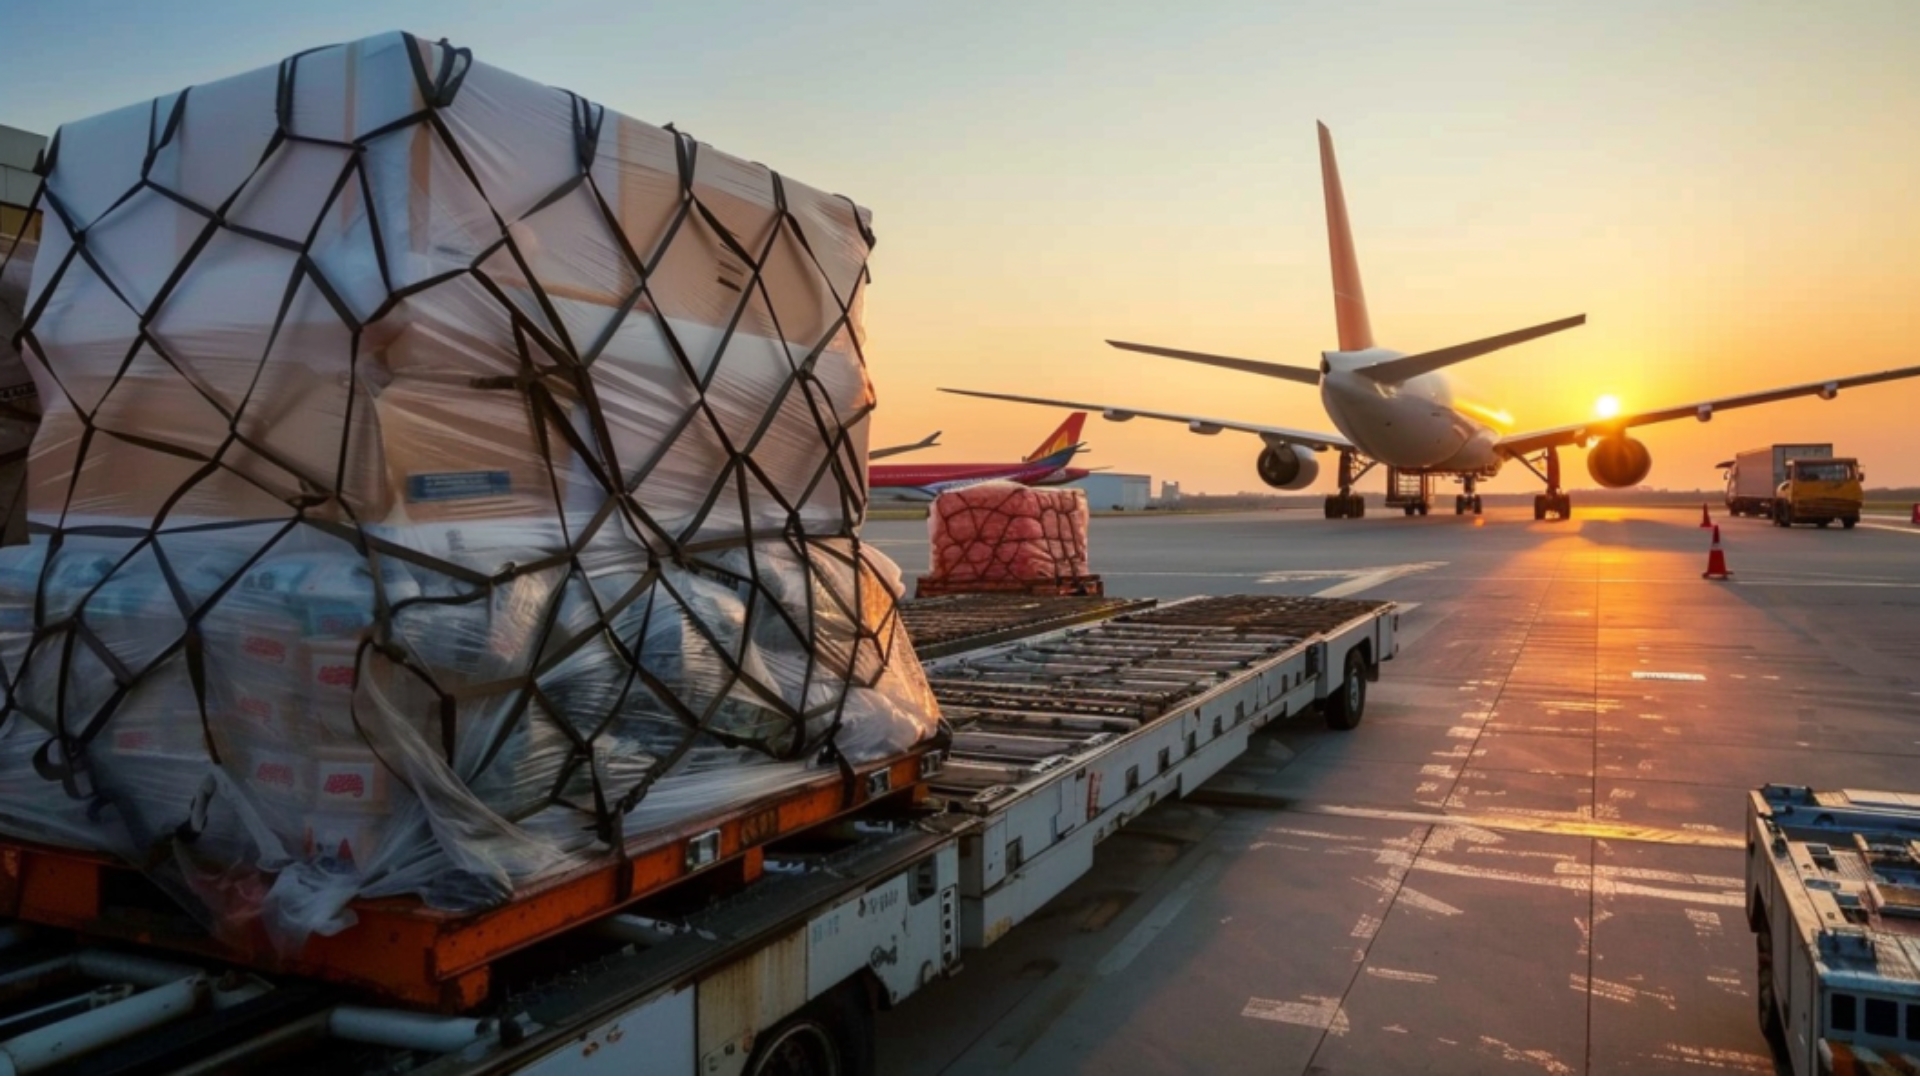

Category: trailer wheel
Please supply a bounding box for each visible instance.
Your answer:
[1843,516,1857,529]
[747,981,874,1075]
[1755,923,1789,1070]
[1323,649,1368,731]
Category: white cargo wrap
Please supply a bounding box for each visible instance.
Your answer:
[0,32,939,952]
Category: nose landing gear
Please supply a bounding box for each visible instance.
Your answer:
[1453,476,1484,515]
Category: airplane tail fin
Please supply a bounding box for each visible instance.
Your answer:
[1320,122,1374,352]
[1024,412,1089,464]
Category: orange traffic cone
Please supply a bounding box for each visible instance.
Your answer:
[1702,525,1731,580]
[1699,502,1713,528]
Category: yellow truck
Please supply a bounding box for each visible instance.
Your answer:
[1772,455,1864,529]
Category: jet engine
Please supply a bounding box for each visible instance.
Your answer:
[1256,445,1320,490]
[1586,434,1652,488]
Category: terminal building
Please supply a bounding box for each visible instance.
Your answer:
[1,124,44,546]
[1069,472,1151,512]
[0,125,44,243]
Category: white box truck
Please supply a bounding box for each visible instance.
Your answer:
[1720,444,1834,518]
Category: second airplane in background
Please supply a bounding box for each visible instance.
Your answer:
[946,124,1920,520]
[868,412,1092,503]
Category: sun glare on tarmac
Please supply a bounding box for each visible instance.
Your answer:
[1594,394,1620,419]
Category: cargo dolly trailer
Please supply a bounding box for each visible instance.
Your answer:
[0,594,1396,1074]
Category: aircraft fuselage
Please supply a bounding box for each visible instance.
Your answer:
[1319,350,1502,472]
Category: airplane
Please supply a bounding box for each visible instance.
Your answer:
[944,123,1920,521]
[868,412,1092,503]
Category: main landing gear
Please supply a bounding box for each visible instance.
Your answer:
[1519,446,1572,521]
[1324,450,1373,519]
[1453,475,1484,515]
[1325,493,1365,519]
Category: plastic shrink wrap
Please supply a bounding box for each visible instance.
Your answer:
[0,32,940,954]
[926,482,1091,583]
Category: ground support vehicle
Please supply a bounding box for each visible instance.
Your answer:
[0,593,1397,1075]
[1771,457,1865,530]
[1745,784,1920,1075]
[1720,444,1833,518]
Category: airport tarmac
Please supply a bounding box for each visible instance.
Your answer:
[869,503,1920,1074]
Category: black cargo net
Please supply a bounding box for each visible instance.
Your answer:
[0,34,940,938]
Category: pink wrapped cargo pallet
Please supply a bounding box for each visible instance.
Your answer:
[0,32,941,956]
[917,481,1100,597]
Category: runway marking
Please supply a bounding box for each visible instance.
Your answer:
[1365,966,1438,984]
[1312,562,1448,598]
[1476,1035,1574,1075]
[1650,1044,1776,1071]
[1631,671,1706,682]
[1576,973,1677,1010]
[1241,995,1350,1036]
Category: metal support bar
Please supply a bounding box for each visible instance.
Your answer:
[0,976,207,1074]
[328,1005,497,1054]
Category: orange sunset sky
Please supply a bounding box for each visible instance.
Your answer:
[6,0,1918,493]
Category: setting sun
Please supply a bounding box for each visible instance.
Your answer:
[1594,394,1621,419]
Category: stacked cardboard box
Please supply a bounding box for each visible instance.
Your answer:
[0,32,937,952]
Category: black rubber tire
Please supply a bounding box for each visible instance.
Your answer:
[1418,503,1429,516]
[1472,495,1483,514]
[746,980,874,1075]
[1532,495,1545,521]
[1558,495,1572,520]
[1323,648,1368,731]
[1843,516,1857,529]
[1816,519,1830,529]
[1756,924,1790,1071]
[1351,495,1365,518]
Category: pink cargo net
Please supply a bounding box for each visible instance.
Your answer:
[926,481,1090,584]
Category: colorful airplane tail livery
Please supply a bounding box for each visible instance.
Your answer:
[869,412,1091,503]
[1023,411,1089,467]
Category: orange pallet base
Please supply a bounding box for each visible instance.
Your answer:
[0,749,937,1012]
[914,574,1104,599]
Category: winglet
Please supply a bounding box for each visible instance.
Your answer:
[1320,122,1374,352]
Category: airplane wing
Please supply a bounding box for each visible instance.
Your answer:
[940,388,1355,452]
[1496,364,1920,457]
[870,432,942,460]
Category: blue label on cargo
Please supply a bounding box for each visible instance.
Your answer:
[406,471,512,503]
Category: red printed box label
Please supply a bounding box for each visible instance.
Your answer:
[316,762,381,806]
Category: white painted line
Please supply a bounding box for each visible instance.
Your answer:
[1310,562,1448,598]
[1365,966,1439,984]
[1241,995,1350,1036]
[1631,671,1707,682]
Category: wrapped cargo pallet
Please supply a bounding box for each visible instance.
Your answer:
[0,32,941,954]
[923,481,1092,585]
